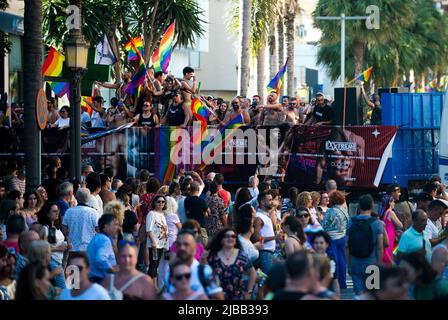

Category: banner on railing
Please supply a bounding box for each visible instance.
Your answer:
[0,125,397,188]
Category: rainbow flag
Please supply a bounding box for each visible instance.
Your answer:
[81,96,93,116]
[155,126,179,185]
[49,82,70,99]
[151,21,176,73]
[191,98,212,126]
[124,37,147,95]
[42,47,65,77]
[221,113,245,131]
[125,35,144,61]
[356,67,373,82]
[267,59,288,96]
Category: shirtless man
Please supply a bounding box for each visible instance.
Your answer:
[47,98,60,125]
[95,72,134,108]
[106,98,132,129]
[223,98,251,126]
[180,66,197,127]
[284,97,299,126]
[259,92,284,126]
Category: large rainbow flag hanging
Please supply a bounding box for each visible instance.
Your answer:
[355,67,373,82]
[267,59,288,96]
[125,35,144,61]
[49,82,70,99]
[124,37,147,95]
[155,126,179,185]
[151,21,176,73]
[42,47,70,98]
[42,47,65,77]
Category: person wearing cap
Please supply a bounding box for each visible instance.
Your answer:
[83,96,106,128]
[425,199,448,246]
[305,92,334,126]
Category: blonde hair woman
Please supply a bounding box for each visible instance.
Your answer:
[28,240,65,289]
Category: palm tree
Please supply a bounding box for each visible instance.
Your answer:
[240,0,252,96]
[284,0,299,97]
[42,0,206,70]
[24,0,43,188]
[314,0,418,87]
[268,27,277,79]
[277,0,285,97]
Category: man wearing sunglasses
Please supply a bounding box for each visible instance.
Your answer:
[305,93,334,126]
[165,230,224,300]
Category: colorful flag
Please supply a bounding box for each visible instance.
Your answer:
[155,126,179,185]
[355,67,373,82]
[95,34,117,65]
[48,82,70,99]
[151,21,176,73]
[125,35,144,61]
[81,96,93,116]
[124,37,148,95]
[42,47,65,77]
[191,98,212,125]
[221,113,245,131]
[267,59,288,96]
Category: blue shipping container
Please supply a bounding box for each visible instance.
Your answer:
[381,93,443,186]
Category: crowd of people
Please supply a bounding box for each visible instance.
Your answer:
[1,152,448,300]
[1,65,384,131]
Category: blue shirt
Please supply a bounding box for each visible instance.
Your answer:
[56,199,70,217]
[397,226,432,262]
[87,233,116,279]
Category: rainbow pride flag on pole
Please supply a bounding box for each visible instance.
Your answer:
[124,37,147,95]
[125,35,144,61]
[151,21,176,74]
[355,67,373,82]
[267,59,288,96]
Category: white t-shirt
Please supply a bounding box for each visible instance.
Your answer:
[62,205,98,252]
[44,226,65,264]
[91,111,106,128]
[256,209,276,252]
[54,117,70,128]
[248,187,259,200]
[424,219,440,240]
[59,283,110,300]
[81,112,91,126]
[146,210,168,249]
[238,234,259,262]
[87,194,103,218]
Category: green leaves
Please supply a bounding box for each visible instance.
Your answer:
[315,0,448,86]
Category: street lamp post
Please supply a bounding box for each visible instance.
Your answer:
[64,28,89,182]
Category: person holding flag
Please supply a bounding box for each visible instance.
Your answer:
[361,86,382,125]
[180,66,197,127]
[259,91,283,126]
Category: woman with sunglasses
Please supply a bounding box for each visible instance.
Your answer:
[146,195,168,288]
[162,260,208,300]
[102,242,156,300]
[296,191,321,229]
[379,194,403,266]
[207,228,257,300]
[295,207,322,249]
[23,190,41,228]
[51,106,70,130]
[133,101,159,128]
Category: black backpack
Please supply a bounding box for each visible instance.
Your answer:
[348,217,376,259]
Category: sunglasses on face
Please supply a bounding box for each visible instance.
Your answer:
[61,110,68,113]
[156,200,166,204]
[297,213,310,218]
[174,273,191,281]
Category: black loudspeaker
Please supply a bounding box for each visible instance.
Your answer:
[333,87,361,126]
[378,87,409,99]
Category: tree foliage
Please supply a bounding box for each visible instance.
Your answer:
[314,0,448,86]
[0,0,11,56]
[42,0,206,68]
